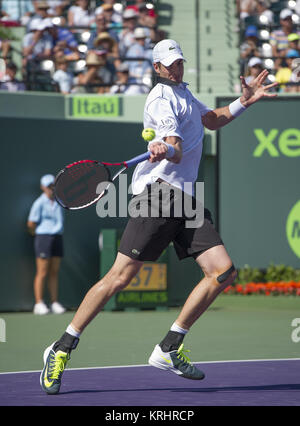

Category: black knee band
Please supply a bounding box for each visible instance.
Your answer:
[217,265,235,284]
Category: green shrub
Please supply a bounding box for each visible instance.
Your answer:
[265,263,300,282]
[237,263,300,284]
[237,265,265,284]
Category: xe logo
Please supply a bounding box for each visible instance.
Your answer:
[253,128,300,157]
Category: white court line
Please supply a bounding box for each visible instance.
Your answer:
[0,357,299,375]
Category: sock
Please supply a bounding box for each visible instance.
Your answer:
[54,325,80,353]
[66,324,81,338]
[170,322,189,335]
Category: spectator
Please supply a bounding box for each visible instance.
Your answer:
[27,174,66,315]
[244,57,273,86]
[28,1,50,29]
[95,1,122,25]
[45,19,80,61]
[0,61,26,92]
[53,56,74,94]
[240,25,262,62]
[67,0,95,27]
[118,8,139,57]
[136,3,165,46]
[270,8,300,69]
[125,27,153,86]
[0,0,34,24]
[93,49,115,90]
[275,49,300,91]
[289,58,300,92]
[126,0,157,19]
[110,61,150,95]
[22,19,53,69]
[136,2,158,28]
[93,31,120,69]
[237,0,257,20]
[255,0,273,25]
[47,1,70,17]
[241,56,276,95]
[87,13,119,51]
[288,33,300,54]
[74,51,107,94]
[100,3,121,27]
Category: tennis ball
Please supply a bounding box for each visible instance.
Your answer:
[142,128,156,142]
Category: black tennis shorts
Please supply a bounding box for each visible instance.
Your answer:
[34,234,64,259]
[118,184,223,261]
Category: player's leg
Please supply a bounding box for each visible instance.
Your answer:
[175,244,236,330]
[149,206,236,379]
[40,188,182,394]
[40,252,142,394]
[70,252,143,333]
[149,244,236,379]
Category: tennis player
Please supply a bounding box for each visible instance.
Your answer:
[40,39,277,394]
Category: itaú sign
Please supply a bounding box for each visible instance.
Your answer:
[253,128,300,157]
[69,96,123,118]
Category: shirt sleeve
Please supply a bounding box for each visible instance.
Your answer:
[145,97,184,141]
[28,199,41,223]
[192,96,212,116]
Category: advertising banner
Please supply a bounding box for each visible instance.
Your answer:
[217,97,300,268]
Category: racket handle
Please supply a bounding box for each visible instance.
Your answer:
[124,151,151,168]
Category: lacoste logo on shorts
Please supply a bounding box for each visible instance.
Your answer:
[131,249,140,255]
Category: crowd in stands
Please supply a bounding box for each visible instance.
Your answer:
[0,0,164,94]
[237,0,300,92]
[1,1,300,95]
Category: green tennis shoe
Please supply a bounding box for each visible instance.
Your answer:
[40,342,69,395]
[148,343,205,380]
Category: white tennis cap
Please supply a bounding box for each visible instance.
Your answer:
[280,8,293,20]
[248,57,262,67]
[152,39,185,66]
[40,174,55,187]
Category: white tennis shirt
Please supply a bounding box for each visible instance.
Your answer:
[131,80,211,195]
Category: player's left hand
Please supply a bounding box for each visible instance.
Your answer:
[148,141,168,162]
[240,69,278,107]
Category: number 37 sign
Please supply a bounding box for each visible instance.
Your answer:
[124,263,167,292]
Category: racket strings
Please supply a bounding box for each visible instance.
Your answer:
[55,162,110,209]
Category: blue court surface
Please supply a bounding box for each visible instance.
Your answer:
[1,358,300,406]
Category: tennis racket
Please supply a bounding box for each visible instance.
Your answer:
[54,151,150,210]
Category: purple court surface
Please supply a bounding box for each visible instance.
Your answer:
[1,359,300,406]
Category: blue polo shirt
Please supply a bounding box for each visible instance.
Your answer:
[28,194,64,235]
